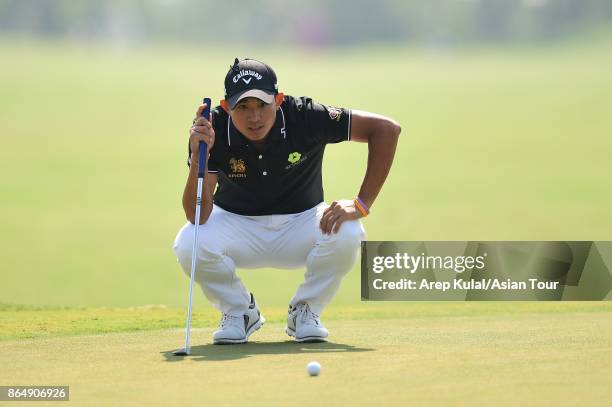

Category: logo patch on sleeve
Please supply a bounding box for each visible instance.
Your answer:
[328,107,342,122]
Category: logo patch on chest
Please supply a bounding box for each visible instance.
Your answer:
[228,158,247,178]
[285,152,308,169]
[288,152,301,164]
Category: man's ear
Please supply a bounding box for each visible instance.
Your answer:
[220,100,230,113]
[275,93,285,108]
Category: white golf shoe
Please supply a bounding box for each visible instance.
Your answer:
[213,293,265,345]
[286,303,328,342]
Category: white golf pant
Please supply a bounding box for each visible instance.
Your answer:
[172,202,365,316]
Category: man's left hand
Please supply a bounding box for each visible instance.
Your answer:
[319,200,362,235]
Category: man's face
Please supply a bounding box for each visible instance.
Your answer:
[223,94,284,141]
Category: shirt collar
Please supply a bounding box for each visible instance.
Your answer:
[227,106,286,147]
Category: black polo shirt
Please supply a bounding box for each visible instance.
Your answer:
[187,95,352,215]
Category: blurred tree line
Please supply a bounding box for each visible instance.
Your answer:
[1,0,611,47]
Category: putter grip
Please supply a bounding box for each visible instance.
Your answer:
[198,97,211,178]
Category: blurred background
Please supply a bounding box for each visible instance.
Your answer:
[2,0,612,47]
[1,0,611,308]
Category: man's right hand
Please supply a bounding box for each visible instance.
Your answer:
[189,102,215,157]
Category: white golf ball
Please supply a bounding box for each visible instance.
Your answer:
[307,361,321,376]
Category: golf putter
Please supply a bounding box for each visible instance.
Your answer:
[173,97,211,356]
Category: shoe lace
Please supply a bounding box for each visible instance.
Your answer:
[219,314,239,328]
[297,303,320,324]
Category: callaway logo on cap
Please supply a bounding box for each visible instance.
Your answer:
[224,58,278,109]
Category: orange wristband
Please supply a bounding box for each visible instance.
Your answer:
[354,197,369,217]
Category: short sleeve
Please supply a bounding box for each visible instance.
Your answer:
[187,108,221,173]
[299,97,352,144]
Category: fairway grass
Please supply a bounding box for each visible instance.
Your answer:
[2,41,612,308]
[1,304,610,406]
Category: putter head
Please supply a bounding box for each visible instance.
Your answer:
[172,348,190,356]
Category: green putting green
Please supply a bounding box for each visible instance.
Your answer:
[1,303,610,406]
